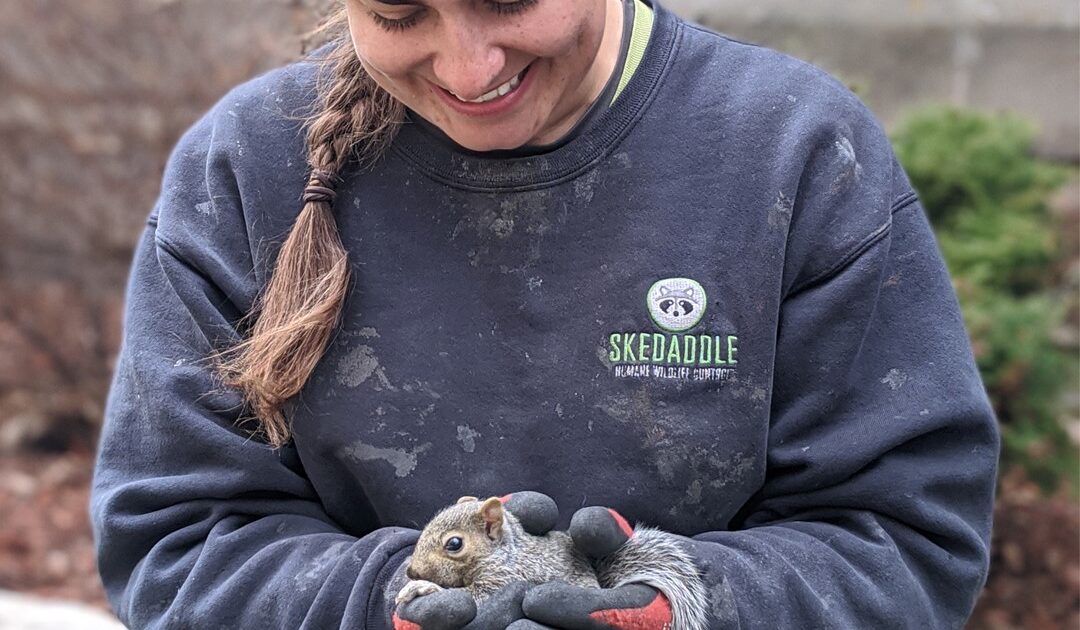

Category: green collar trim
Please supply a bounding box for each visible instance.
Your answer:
[611,0,655,105]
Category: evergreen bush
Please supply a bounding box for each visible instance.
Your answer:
[891,106,1076,493]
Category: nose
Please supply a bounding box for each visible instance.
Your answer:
[406,565,419,580]
[431,19,506,100]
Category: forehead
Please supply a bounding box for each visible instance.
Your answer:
[367,0,592,6]
[367,0,466,6]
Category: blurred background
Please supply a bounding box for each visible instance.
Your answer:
[0,0,1076,627]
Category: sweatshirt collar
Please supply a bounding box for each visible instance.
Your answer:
[389,0,677,191]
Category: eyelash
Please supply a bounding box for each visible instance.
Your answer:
[370,0,538,32]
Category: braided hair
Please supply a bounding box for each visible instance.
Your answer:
[218,10,405,448]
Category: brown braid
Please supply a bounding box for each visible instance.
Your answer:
[217,10,406,448]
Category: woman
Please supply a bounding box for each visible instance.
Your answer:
[90,0,999,628]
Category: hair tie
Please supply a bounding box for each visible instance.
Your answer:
[303,169,339,205]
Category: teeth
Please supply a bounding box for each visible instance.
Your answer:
[451,70,523,104]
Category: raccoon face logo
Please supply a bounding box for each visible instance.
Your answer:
[657,287,698,318]
[647,278,707,332]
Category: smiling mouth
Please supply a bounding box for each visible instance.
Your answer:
[446,64,531,104]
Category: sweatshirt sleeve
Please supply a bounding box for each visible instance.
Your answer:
[683,152,999,624]
[89,77,418,629]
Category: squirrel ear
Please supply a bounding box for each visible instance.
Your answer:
[456,496,478,504]
[479,497,504,540]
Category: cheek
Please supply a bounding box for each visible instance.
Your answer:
[350,35,435,110]
[436,564,463,587]
[344,7,425,83]
[349,31,424,82]
[506,8,596,60]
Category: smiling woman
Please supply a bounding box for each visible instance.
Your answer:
[89,0,1000,628]
[345,0,625,150]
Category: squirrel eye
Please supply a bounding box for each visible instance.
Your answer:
[444,536,463,553]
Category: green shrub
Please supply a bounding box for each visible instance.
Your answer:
[893,108,1065,226]
[891,105,1076,493]
[959,284,1075,491]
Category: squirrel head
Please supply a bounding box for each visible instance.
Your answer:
[406,496,512,588]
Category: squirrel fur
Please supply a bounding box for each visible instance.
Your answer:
[398,496,709,630]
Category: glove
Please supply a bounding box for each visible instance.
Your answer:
[521,506,674,630]
[393,587,477,630]
[396,581,530,630]
[391,491,559,630]
[498,490,560,536]
[521,582,671,630]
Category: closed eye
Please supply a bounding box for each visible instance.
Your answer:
[370,0,539,32]
[488,0,539,16]
[368,7,424,32]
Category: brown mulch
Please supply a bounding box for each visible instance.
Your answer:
[969,468,1080,630]
[0,448,1076,627]
[0,448,109,611]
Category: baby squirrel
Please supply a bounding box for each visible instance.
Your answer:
[397,495,599,604]
[397,495,709,630]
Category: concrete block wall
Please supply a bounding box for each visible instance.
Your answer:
[665,0,1080,160]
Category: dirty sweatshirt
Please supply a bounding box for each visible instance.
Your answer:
[89,1,999,628]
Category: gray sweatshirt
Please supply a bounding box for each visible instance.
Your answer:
[90,1,999,628]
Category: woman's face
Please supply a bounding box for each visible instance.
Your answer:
[345,0,622,151]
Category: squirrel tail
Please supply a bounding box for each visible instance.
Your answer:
[594,526,710,630]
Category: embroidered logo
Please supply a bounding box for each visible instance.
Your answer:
[607,278,739,382]
[646,278,706,332]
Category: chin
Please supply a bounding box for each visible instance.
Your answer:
[447,128,535,153]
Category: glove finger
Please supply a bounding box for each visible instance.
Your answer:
[569,507,634,559]
[500,491,559,535]
[396,587,477,630]
[461,581,529,630]
[522,583,660,630]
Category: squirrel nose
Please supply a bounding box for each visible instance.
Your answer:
[405,565,419,580]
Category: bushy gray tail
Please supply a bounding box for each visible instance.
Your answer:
[595,526,710,630]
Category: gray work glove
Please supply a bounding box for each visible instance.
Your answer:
[395,581,530,630]
[520,507,676,630]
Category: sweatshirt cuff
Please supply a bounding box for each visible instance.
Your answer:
[367,543,415,630]
[673,534,741,630]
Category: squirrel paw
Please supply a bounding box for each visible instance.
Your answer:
[395,579,445,606]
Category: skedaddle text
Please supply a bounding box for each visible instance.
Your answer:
[608,332,738,366]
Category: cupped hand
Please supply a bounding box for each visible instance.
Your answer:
[519,506,674,630]
[395,581,532,630]
[521,581,672,630]
[391,490,561,630]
